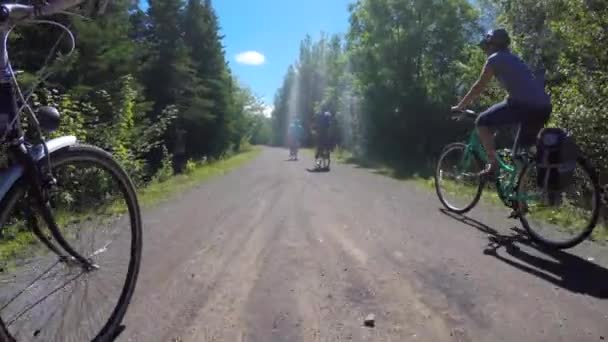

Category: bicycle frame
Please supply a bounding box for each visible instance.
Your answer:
[0,22,90,267]
[460,128,538,205]
[0,22,79,203]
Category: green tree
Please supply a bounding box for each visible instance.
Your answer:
[8,0,257,184]
[487,0,608,182]
[271,65,297,146]
[346,0,478,162]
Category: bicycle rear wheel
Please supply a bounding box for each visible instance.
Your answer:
[0,144,142,341]
[322,150,330,171]
[435,143,485,214]
[516,156,601,249]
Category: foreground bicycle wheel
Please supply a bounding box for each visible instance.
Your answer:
[516,156,601,249]
[0,145,142,341]
[435,143,485,214]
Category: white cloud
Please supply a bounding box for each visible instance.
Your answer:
[235,51,266,66]
[262,104,274,118]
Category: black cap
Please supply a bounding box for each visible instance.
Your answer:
[480,29,511,50]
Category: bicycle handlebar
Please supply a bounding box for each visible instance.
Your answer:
[0,4,34,22]
[451,109,477,121]
[0,0,102,24]
[0,0,94,143]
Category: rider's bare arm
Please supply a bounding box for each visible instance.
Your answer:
[456,61,494,109]
[42,0,108,16]
[0,0,108,20]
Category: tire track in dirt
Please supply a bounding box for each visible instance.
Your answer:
[121,147,608,342]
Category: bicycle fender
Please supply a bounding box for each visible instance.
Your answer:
[31,135,78,161]
[0,136,77,202]
[0,164,24,203]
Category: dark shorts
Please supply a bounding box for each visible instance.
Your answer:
[315,129,331,156]
[476,100,552,146]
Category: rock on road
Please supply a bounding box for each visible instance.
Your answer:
[120,147,608,342]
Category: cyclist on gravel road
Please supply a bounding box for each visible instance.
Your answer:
[313,111,332,163]
[452,29,552,178]
[288,119,303,160]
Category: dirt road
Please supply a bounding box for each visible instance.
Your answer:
[120,147,608,342]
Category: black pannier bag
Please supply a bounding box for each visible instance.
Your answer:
[536,127,578,204]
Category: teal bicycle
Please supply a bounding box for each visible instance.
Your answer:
[435,109,602,249]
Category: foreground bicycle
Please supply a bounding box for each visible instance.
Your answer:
[0,2,142,341]
[435,109,601,249]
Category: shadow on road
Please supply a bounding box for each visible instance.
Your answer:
[306,168,330,173]
[440,209,608,299]
[340,155,434,180]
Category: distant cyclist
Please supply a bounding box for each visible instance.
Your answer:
[452,29,552,178]
[313,111,332,168]
[287,119,303,160]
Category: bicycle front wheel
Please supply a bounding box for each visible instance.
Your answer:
[0,144,142,341]
[516,156,601,249]
[435,143,485,214]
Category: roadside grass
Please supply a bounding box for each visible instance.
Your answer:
[334,147,434,179]
[138,147,261,208]
[334,148,608,244]
[0,147,261,265]
[423,177,607,243]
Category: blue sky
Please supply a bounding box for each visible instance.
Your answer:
[214,0,353,112]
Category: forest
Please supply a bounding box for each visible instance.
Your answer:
[270,0,607,184]
[9,0,271,186]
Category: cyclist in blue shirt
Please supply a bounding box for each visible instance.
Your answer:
[313,111,332,164]
[287,119,303,160]
[452,29,552,178]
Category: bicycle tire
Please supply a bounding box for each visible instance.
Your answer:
[322,150,330,171]
[516,156,601,249]
[434,143,484,214]
[0,144,142,341]
[0,283,15,342]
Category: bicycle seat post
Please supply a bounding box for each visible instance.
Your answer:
[511,124,531,166]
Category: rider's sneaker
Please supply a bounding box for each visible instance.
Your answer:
[478,162,498,180]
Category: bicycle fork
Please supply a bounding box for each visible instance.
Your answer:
[17,143,98,272]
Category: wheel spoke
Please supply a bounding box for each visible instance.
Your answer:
[435,144,484,213]
[0,145,141,340]
[517,157,601,249]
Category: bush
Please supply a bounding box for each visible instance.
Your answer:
[185,159,198,174]
[152,146,174,183]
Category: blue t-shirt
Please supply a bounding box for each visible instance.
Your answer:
[289,123,303,140]
[487,50,551,107]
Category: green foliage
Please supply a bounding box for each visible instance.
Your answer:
[185,159,199,174]
[486,0,608,183]
[7,0,255,188]
[272,0,479,163]
[250,116,272,145]
[153,145,174,183]
[271,0,607,190]
[33,89,88,141]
